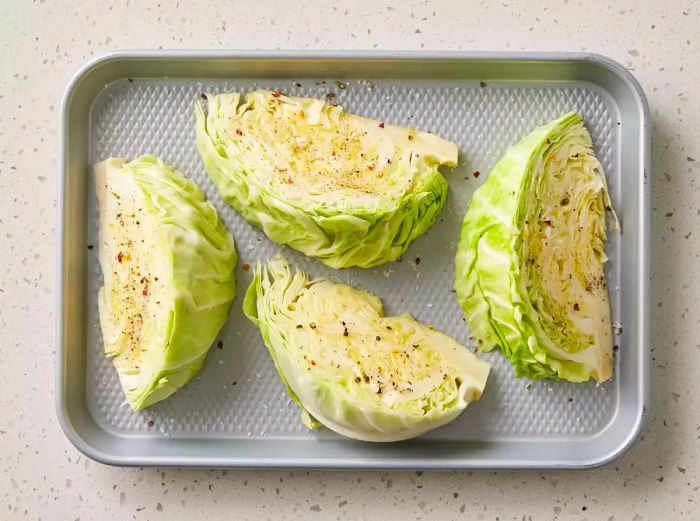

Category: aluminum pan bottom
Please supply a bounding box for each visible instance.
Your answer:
[57,52,649,469]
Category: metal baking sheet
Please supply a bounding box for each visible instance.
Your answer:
[57,51,649,469]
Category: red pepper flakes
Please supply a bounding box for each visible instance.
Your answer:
[310,360,316,366]
[271,91,281,97]
[147,420,155,428]
[378,122,385,128]
[368,165,375,171]
[473,171,481,178]
[331,150,336,157]
[235,128,243,136]
[574,303,580,311]
[117,251,124,263]
[242,263,250,271]
[287,177,294,184]
[142,288,149,297]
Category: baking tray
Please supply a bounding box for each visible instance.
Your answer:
[57,51,649,469]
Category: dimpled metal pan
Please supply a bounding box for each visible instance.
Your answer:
[57,51,649,469]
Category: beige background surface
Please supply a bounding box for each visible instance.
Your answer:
[1,0,698,519]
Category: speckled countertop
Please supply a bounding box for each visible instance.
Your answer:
[1,0,698,519]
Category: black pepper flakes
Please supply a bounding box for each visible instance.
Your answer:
[217,340,223,349]
[415,257,421,265]
[200,93,208,100]
[375,336,381,341]
[343,327,349,337]
[309,322,317,329]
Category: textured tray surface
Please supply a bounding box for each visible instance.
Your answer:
[87,78,621,441]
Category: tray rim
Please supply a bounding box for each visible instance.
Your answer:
[56,50,650,470]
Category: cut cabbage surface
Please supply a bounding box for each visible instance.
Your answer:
[455,113,618,383]
[95,155,237,410]
[196,90,458,268]
[244,257,490,442]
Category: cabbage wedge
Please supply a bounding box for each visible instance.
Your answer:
[455,113,617,383]
[244,257,490,442]
[195,90,458,268]
[95,156,237,410]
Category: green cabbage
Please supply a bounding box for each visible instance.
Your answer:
[244,257,490,442]
[454,113,617,383]
[195,90,458,269]
[95,155,237,410]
